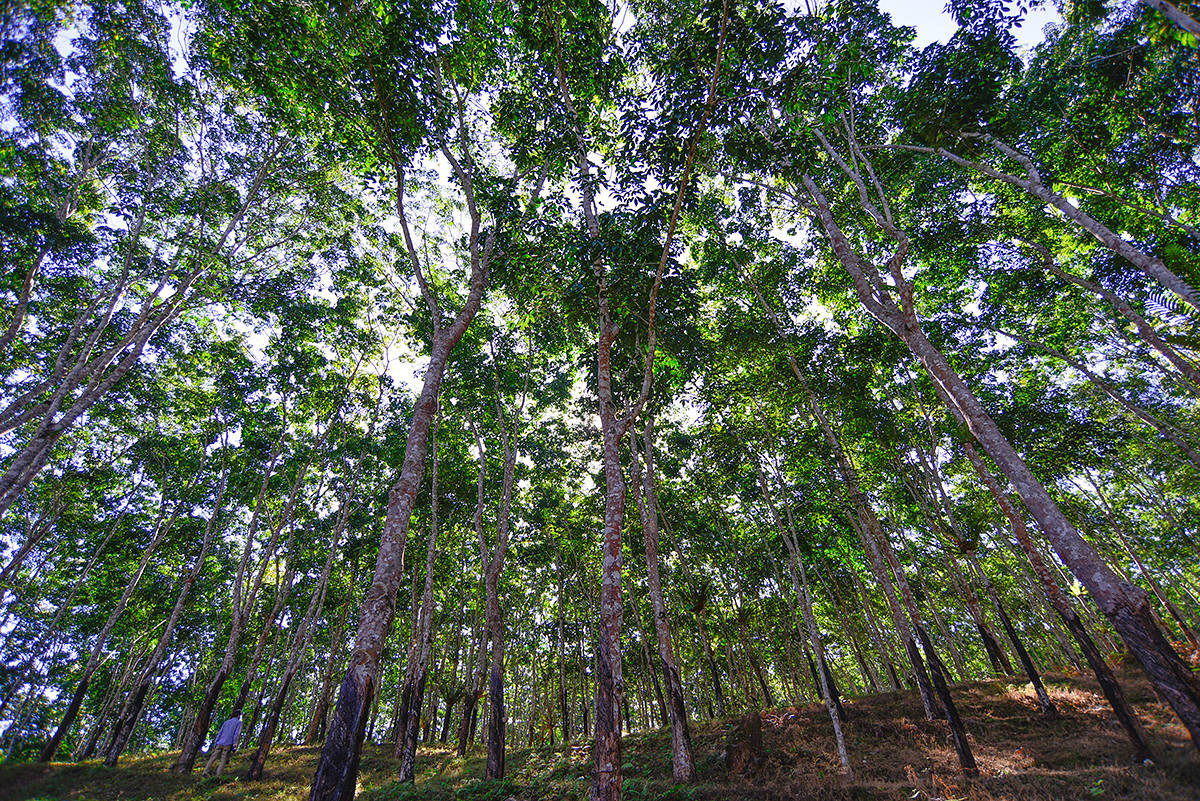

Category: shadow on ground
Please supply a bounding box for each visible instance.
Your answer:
[3,671,1198,801]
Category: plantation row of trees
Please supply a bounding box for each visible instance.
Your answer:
[2,0,1199,799]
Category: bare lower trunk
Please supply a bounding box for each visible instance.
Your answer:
[805,170,1200,752]
[795,556,851,775]
[398,419,444,783]
[308,345,452,801]
[848,504,939,719]
[695,616,725,717]
[965,441,1153,758]
[915,622,978,776]
[757,464,850,773]
[907,328,1200,749]
[457,690,482,756]
[629,418,694,780]
[966,548,1056,715]
[557,558,571,745]
[39,497,180,762]
[457,617,488,757]
[591,402,627,801]
[867,514,976,775]
[850,565,900,691]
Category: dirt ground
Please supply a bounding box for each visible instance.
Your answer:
[3,670,1198,801]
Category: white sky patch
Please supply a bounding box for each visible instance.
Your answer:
[877,0,1061,50]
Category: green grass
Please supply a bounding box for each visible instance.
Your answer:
[4,672,1200,801]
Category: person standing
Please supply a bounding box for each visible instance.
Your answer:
[201,710,242,778]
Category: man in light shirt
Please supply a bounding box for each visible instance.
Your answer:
[201,710,242,778]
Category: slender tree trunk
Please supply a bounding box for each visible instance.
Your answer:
[628,416,694,780]
[233,545,299,719]
[39,494,183,762]
[936,135,1200,315]
[966,550,1057,715]
[863,507,977,775]
[395,412,446,781]
[397,418,444,783]
[250,521,343,779]
[850,565,900,691]
[308,74,508,791]
[309,332,469,801]
[844,495,939,719]
[553,7,728,795]
[173,441,284,772]
[235,456,334,727]
[794,556,851,773]
[907,324,1200,748]
[0,497,62,587]
[918,565,967,682]
[963,442,1154,759]
[694,615,725,717]
[0,137,288,516]
[76,637,146,760]
[1141,0,1200,38]
[457,617,487,757]
[1008,550,1082,670]
[103,465,230,766]
[805,170,1200,752]
[557,556,571,745]
[993,326,1200,471]
[757,464,851,773]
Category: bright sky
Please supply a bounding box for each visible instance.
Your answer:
[877,0,1062,50]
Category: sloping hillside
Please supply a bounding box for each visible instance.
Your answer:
[4,672,1198,801]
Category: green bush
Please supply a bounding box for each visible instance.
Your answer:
[455,777,525,801]
[361,778,456,801]
[620,778,699,801]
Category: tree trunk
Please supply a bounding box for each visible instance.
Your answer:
[457,618,487,757]
[173,441,284,772]
[39,494,182,762]
[862,505,977,775]
[0,489,132,719]
[694,615,726,717]
[966,549,1057,715]
[805,171,1200,752]
[757,464,850,773]
[397,420,444,783]
[557,557,571,745]
[964,442,1154,759]
[629,416,695,780]
[591,396,627,801]
[794,556,851,774]
[103,466,230,766]
[850,565,900,691]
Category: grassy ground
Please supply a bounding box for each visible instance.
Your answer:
[3,671,1198,801]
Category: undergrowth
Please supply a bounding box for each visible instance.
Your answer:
[3,672,1199,801]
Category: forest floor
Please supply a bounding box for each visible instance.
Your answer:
[3,670,1199,801]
